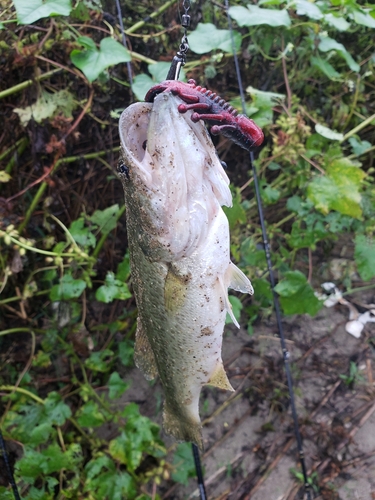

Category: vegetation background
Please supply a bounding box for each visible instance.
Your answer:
[0,0,374,498]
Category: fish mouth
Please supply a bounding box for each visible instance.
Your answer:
[119,102,153,183]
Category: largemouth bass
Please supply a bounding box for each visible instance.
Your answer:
[118,92,253,449]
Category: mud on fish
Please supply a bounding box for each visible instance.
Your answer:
[118,92,254,449]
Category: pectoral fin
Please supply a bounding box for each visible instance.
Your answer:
[207,362,234,391]
[164,265,188,313]
[226,261,254,295]
[134,319,158,381]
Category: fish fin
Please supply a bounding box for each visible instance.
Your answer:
[134,319,158,381]
[219,276,240,328]
[207,362,234,392]
[163,403,203,450]
[164,265,188,313]
[226,262,254,295]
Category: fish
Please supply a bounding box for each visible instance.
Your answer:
[118,91,253,449]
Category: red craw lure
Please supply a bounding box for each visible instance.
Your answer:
[145,79,264,151]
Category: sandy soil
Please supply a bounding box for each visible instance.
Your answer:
[117,294,375,500]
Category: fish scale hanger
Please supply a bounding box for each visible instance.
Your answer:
[162,2,313,499]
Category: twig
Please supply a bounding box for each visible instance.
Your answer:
[126,0,178,34]
[0,69,61,100]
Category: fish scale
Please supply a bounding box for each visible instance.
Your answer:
[118,92,253,448]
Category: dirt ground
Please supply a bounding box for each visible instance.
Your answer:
[117,283,375,500]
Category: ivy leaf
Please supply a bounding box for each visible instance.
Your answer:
[76,401,106,427]
[44,392,72,426]
[171,443,196,485]
[311,56,341,80]
[132,73,154,101]
[349,137,371,157]
[90,204,120,235]
[260,181,280,205]
[351,10,375,28]
[148,62,185,83]
[69,218,96,248]
[116,252,130,282]
[85,349,114,372]
[294,0,323,20]
[70,37,131,82]
[188,23,242,54]
[96,272,132,303]
[315,123,344,141]
[318,36,360,72]
[225,295,243,325]
[307,158,365,218]
[14,0,72,25]
[14,89,76,127]
[108,372,129,399]
[223,189,246,230]
[275,271,323,316]
[229,5,291,27]
[324,13,351,31]
[50,274,86,301]
[354,235,375,281]
[118,340,134,367]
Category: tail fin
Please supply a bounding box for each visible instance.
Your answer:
[163,403,203,450]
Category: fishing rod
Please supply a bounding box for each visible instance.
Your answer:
[224,1,312,498]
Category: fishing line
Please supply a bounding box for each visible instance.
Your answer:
[0,428,21,500]
[115,0,134,99]
[224,1,312,498]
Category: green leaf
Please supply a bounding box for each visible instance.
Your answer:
[351,10,375,28]
[96,271,132,303]
[14,89,76,127]
[90,204,120,235]
[85,349,114,373]
[70,37,131,83]
[0,487,14,500]
[294,0,323,20]
[307,158,365,218]
[148,61,185,83]
[118,340,134,367]
[288,220,326,249]
[324,13,351,31]
[76,400,106,427]
[315,123,344,141]
[318,36,360,72]
[108,372,129,399]
[260,181,280,205]
[0,170,11,183]
[229,5,291,27]
[171,443,196,485]
[115,252,130,281]
[225,295,243,324]
[348,137,371,157]
[188,23,242,54]
[132,73,154,101]
[69,218,96,248]
[14,0,72,24]
[275,271,323,316]
[223,189,246,230]
[44,392,72,426]
[50,274,87,301]
[244,87,284,127]
[311,56,341,80]
[354,235,375,281]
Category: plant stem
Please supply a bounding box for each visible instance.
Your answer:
[126,0,178,34]
[342,112,375,142]
[0,69,61,100]
[0,327,35,337]
[17,147,121,233]
[0,386,44,404]
[92,205,126,259]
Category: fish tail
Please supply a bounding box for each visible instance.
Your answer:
[163,403,203,450]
